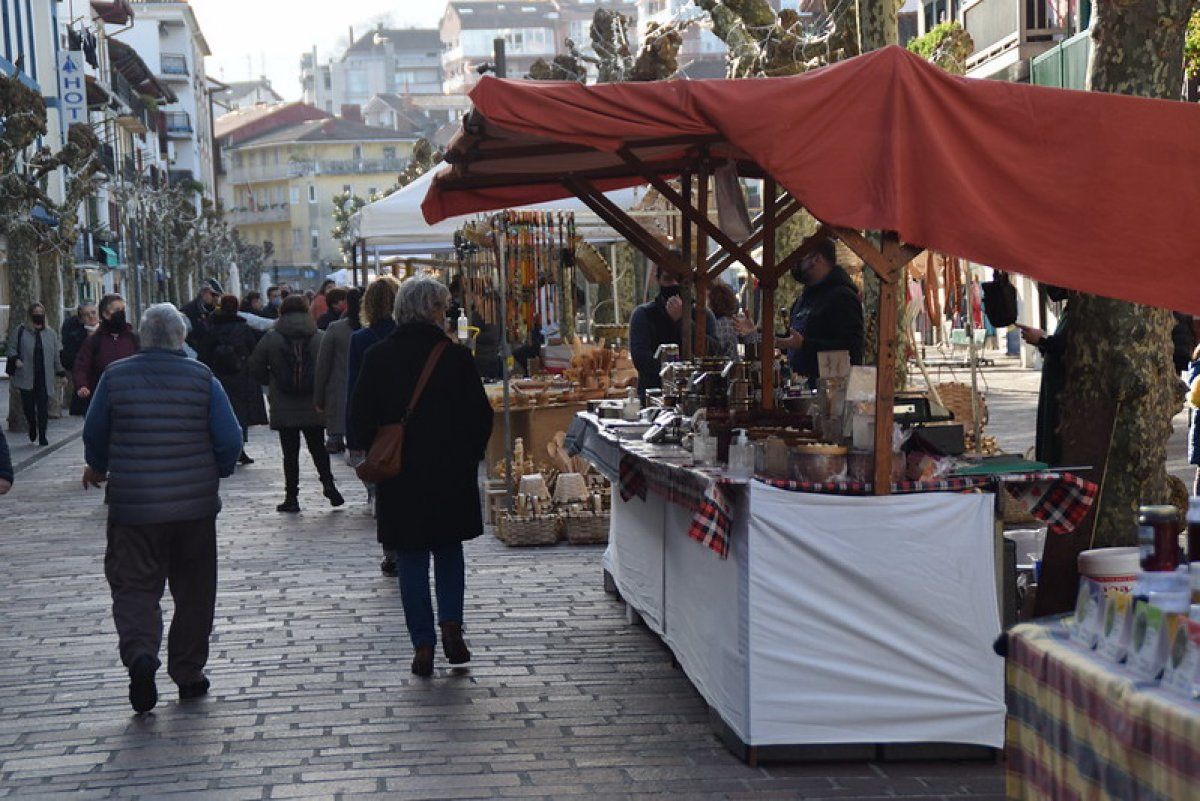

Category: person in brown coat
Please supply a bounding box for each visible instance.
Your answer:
[73,294,139,399]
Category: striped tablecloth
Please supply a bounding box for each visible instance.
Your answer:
[1006,621,1200,801]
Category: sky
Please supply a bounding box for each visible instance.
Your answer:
[190,0,444,101]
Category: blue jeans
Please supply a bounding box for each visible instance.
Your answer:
[395,542,465,648]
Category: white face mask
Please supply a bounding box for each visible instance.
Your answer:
[84,323,99,333]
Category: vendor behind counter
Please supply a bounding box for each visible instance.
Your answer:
[630,260,719,397]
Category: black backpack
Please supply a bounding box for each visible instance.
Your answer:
[981,271,1018,328]
[275,335,314,395]
[211,337,247,377]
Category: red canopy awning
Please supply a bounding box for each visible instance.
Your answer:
[424,45,1200,313]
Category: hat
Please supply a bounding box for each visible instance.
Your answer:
[201,278,223,295]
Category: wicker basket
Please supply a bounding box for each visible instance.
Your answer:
[496,514,561,547]
[564,512,610,545]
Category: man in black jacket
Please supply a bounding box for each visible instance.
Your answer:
[181,279,222,352]
[777,239,864,385]
[628,261,718,397]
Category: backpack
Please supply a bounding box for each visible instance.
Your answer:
[275,334,314,395]
[981,271,1018,328]
[211,336,246,377]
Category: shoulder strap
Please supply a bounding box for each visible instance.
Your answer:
[405,340,449,420]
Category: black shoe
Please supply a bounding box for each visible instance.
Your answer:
[411,645,434,677]
[128,654,158,714]
[380,557,398,577]
[323,481,345,507]
[28,430,36,443]
[440,622,471,665]
[238,451,254,465]
[276,496,300,513]
[178,676,210,701]
[38,437,48,446]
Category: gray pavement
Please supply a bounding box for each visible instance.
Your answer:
[0,422,1005,798]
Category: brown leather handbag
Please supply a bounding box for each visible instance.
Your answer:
[355,340,448,484]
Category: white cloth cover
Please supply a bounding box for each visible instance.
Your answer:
[605,482,1005,748]
[352,169,647,251]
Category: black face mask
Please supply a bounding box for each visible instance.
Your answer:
[104,310,126,331]
[659,285,681,301]
[30,314,45,326]
[1044,286,1069,303]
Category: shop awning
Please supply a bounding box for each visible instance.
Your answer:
[424,45,1200,314]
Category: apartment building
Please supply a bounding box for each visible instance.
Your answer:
[440,1,560,93]
[218,115,417,277]
[213,77,284,112]
[122,0,216,204]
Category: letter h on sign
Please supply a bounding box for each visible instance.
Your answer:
[57,51,87,134]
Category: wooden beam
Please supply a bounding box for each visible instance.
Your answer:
[436,158,696,192]
[767,224,835,283]
[832,227,923,283]
[616,146,763,274]
[761,177,777,410]
[694,162,709,358]
[564,177,690,278]
[873,263,900,495]
[706,196,801,279]
[680,171,694,360]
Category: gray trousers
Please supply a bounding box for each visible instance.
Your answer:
[105,517,217,685]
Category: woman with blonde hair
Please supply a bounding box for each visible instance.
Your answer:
[345,275,403,574]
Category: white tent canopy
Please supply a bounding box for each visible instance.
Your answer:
[350,168,653,253]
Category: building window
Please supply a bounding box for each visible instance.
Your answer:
[308,185,317,203]
[367,187,377,198]
[383,146,396,160]
[352,145,363,161]
[273,149,280,165]
[274,186,285,205]
[343,184,352,194]
[346,69,368,95]
[292,228,302,249]
[310,228,320,251]
[291,187,300,205]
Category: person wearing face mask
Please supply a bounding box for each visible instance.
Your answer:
[628,258,719,398]
[181,279,222,353]
[6,302,66,446]
[74,293,140,401]
[62,302,100,416]
[774,238,864,387]
[1018,284,1070,466]
[262,286,282,320]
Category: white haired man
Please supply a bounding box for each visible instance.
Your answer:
[82,303,243,714]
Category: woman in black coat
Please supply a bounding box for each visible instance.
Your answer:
[200,295,269,464]
[350,276,493,677]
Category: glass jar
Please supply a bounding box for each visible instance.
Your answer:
[1138,505,1181,572]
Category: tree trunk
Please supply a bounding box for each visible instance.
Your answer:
[1036,0,1194,615]
[857,0,898,52]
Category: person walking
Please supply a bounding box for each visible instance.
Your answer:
[181,279,221,353]
[350,277,493,677]
[74,294,139,401]
[345,275,401,575]
[249,294,344,513]
[309,279,336,323]
[200,295,268,465]
[61,302,99,416]
[7,302,66,446]
[317,287,347,331]
[81,303,243,713]
[1018,284,1070,466]
[314,287,361,456]
[0,428,11,495]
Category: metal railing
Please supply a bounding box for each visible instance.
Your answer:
[160,53,188,76]
[164,111,193,135]
[225,157,407,184]
[963,0,1066,65]
[227,205,293,225]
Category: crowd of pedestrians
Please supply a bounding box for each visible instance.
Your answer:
[4,274,492,711]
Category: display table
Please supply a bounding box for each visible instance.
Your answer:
[1006,621,1200,801]
[485,401,588,474]
[569,415,1009,760]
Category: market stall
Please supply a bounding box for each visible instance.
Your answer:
[421,45,1200,760]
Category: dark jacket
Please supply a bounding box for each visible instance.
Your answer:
[345,319,397,449]
[180,297,214,352]
[787,265,864,382]
[350,322,493,551]
[0,428,11,486]
[1188,359,1200,468]
[60,317,89,373]
[82,349,243,526]
[628,293,719,395]
[317,308,340,331]
[200,314,268,430]
[314,316,354,437]
[6,324,64,392]
[73,325,139,393]
[249,311,324,430]
[1035,308,1068,466]
[1172,312,1195,374]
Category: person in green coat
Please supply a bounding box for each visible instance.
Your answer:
[1018,285,1070,466]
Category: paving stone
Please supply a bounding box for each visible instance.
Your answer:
[0,427,1004,798]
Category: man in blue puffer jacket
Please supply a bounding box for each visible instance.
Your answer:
[82,303,242,714]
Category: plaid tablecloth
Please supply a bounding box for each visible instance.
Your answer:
[1007,621,1200,801]
[763,471,1096,537]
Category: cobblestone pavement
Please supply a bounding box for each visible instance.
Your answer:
[0,429,1009,799]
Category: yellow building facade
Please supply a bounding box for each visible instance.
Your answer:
[219,118,415,278]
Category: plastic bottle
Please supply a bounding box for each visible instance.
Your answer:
[622,386,641,421]
[692,421,717,466]
[728,428,754,479]
[457,314,470,341]
[1188,497,1200,563]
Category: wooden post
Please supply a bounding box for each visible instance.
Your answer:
[760,178,778,410]
[694,161,709,357]
[873,269,899,494]
[680,171,694,360]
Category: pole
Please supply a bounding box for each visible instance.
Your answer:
[493,38,507,79]
[761,177,777,410]
[496,213,514,513]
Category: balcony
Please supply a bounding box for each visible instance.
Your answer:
[963,0,1067,78]
[163,111,193,138]
[168,169,197,189]
[228,205,293,225]
[160,53,188,80]
[98,144,116,175]
[287,158,408,177]
[1030,28,1091,89]
[109,69,152,134]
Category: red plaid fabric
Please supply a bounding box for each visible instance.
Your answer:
[616,451,736,558]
